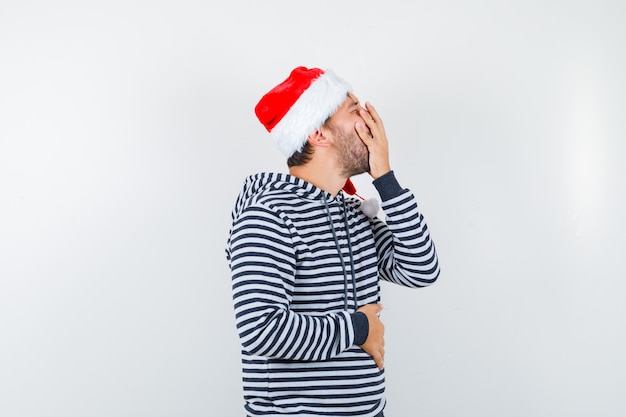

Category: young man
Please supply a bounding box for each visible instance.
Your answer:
[225,66,440,417]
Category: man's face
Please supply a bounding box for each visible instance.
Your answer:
[325,93,370,177]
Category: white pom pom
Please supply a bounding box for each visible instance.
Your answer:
[361,197,380,218]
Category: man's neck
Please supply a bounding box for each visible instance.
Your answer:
[289,165,346,197]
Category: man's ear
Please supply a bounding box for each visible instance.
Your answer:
[307,128,331,148]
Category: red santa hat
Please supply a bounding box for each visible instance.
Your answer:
[255,66,352,158]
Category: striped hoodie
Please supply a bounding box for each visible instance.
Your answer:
[225,171,440,417]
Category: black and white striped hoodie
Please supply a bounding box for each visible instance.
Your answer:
[225,171,440,417]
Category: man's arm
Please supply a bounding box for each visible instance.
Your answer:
[355,101,440,286]
[371,171,440,286]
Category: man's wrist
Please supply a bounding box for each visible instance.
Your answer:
[373,170,404,201]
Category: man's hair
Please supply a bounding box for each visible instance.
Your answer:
[287,141,314,167]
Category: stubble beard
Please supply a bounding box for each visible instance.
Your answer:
[331,124,370,177]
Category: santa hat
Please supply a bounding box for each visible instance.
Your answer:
[255,66,352,158]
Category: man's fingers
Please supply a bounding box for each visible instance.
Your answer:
[361,102,384,129]
[357,103,387,151]
[355,121,370,134]
[374,355,383,369]
[354,122,369,135]
[365,102,383,125]
[359,108,376,131]
[355,121,373,142]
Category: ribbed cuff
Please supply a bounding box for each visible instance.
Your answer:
[372,170,404,201]
[351,312,369,346]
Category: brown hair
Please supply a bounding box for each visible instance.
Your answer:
[286,141,314,167]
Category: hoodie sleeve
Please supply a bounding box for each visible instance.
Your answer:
[226,203,359,360]
[370,171,440,287]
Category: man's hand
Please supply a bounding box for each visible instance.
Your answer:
[355,102,391,180]
[356,303,385,370]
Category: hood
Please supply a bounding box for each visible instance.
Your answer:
[229,172,336,224]
[226,171,338,266]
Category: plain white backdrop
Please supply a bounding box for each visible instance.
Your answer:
[1,1,625,416]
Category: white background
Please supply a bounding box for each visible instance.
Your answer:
[1,1,625,416]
